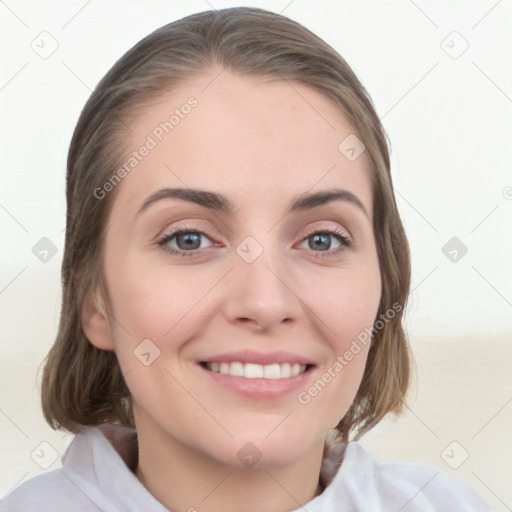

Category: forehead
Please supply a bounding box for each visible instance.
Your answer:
[109,68,373,222]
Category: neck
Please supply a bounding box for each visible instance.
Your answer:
[133,420,325,512]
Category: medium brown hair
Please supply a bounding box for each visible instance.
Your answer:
[41,6,412,441]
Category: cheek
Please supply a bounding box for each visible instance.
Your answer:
[299,266,380,414]
[306,264,381,346]
[104,262,208,411]
[105,254,216,344]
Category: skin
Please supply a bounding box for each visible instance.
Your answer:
[82,66,382,512]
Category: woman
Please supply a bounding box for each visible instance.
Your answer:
[0,7,492,511]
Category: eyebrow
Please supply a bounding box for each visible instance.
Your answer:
[135,187,369,219]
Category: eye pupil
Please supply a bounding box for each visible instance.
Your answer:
[310,234,331,251]
[177,233,201,250]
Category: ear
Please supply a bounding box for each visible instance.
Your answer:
[81,287,116,351]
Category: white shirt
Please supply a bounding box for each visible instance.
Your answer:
[0,424,493,511]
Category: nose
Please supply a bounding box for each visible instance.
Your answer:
[221,241,302,332]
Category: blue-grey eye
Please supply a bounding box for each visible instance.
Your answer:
[175,232,202,250]
[309,233,333,251]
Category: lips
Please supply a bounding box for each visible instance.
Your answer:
[199,357,316,398]
[200,350,314,366]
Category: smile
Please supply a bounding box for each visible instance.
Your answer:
[204,361,308,379]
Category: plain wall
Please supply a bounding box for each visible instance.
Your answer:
[1,1,511,510]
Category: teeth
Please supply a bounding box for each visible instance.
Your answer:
[263,363,280,379]
[230,361,244,377]
[245,363,263,378]
[206,361,307,379]
[280,363,291,378]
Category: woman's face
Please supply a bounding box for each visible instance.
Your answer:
[87,67,381,468]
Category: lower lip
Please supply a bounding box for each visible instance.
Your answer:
[198,364,315,398]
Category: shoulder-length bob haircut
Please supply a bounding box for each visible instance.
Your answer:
[41,6,412,441]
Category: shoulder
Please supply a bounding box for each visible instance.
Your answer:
[373,456,489,509]
[351,443,492,510]
[324,442,493,511]
[0,468,101,511]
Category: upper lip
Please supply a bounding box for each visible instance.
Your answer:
[199,350,315,366]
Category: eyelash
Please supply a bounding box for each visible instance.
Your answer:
[157,225,351,258]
